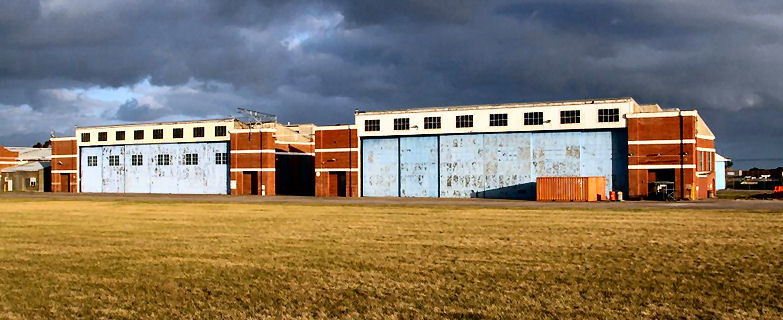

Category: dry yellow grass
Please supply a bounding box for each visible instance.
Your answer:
[0,198,781,319]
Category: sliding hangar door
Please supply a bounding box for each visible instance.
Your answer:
[80,142,229,194]
[361,130,628,199]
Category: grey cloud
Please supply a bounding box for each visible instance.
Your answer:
[114,98,172,122]
[0,0,781,168]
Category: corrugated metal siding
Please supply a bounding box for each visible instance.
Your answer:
[361,130,628,199]
[536,177,606,202]
[80,142,229,194]
[361,137,399,196]
[400,136,438,197]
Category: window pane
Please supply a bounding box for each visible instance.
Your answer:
[364,120,380,132]
[215,126,227,137]
[424,117,441,129]
[193,127,205,138]
[456,115,473,128]
[489,113,508,127]
[560,110,580,124]
[393,118,410,130]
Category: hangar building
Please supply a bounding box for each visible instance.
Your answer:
[50,119,314,195]
[316,97,717,200]
[51,97,718,200]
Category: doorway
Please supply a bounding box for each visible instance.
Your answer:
[329,172,347,197]
[61,173,70,192]
[243,171,258,195]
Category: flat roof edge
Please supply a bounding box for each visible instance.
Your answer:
[356,97,637,115]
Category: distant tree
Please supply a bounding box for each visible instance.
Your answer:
[31,141,52,148]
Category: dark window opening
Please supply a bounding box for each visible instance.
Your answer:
[598,108,620,123]
[173,128,183,138]
[424,116,441,129]
[560,110,580,124]
[393,118,410,130]
[489,113,508,126]
[364,119,380,132]
[456,115,473,128]
[215,126,227,137]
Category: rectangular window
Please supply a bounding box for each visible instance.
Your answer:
[153,129,164,139]
[489,113,508,127]
[193,127,205,138]
[184,153,198,165]
[215,152,228,165]
[215,126,227,137]
[115,131,125,141]
[134,130,144,140]
[598,108,620,123]
[173,128,184,139]
[393,118,410,130]
[157,154,171,166]
[98,132,107,141]
[364,119,380,132]
[108,155,120,166]
[28,177,36,187]
[456,115,473,128]
[560,110,580,124]
[708,152,712,172]
[524,112,544,125]
[698,151,704,171]
[81,133,90,142]
[424,116,441,129]
[87,156,97,167]
[131,154,143,166]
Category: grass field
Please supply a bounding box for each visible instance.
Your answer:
[0,198,782,319]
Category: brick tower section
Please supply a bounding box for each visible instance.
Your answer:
[229,129,276,196]
[314,126,359,197]
[50,137,78,193]
[627,112,715,200]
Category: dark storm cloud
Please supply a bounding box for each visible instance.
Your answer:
[0,0,781,167]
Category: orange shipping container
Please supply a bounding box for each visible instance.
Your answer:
[536,177,607,202]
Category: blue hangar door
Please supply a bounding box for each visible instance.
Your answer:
[361,136,439,197]
[79,142,229,194]
[361,130,628,199]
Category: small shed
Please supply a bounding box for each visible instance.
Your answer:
[1,161,51,192]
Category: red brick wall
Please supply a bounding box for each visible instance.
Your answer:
[627,115,715,200]
[314,127,359,197]
[0,146,20,172]
[50,139,77,193]
[230,131,275,195]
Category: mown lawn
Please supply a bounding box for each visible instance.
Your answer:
[0,198,781,319]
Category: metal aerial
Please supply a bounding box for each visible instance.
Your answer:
[237,107,277,126]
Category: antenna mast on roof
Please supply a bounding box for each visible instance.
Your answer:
[237,108,277,125]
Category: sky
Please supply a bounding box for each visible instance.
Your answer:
[1,0,782,169]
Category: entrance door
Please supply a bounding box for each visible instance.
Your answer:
[61,173,71,192]
[243,171,258,195]
[337,172,346,197]
[329,172,347,197]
